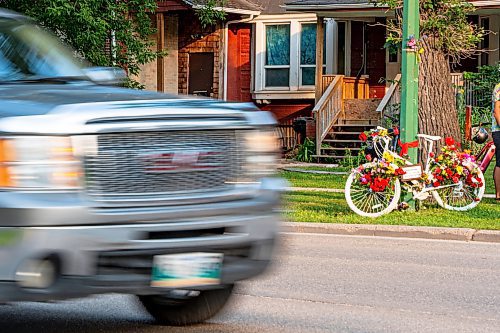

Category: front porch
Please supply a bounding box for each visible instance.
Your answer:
[313,74,391,158]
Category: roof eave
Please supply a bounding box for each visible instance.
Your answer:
[285,4,382,11]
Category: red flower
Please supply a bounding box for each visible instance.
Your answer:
[365,154,372,161]
[370,177,390,192]
[395,168,406,176]
[433,181,441,187]
[429,152,435,158]
[359,132,368,142]
[452,176,459,183]
[435,167,441,174]
[445,137,455,146]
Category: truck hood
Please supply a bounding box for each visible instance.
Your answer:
[0,83,274,135]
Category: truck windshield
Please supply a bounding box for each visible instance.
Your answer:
[0,19,86,82]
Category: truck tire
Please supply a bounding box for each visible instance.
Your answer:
[138,284,234,326]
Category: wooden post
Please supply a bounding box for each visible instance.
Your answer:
[465,105,472,141]
[315,17,325,103]
[156,12,165,92]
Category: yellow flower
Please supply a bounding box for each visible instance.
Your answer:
[437,155,443,162]
[383,151,394,163]
[379,129,388,137]
[456,165,463,175]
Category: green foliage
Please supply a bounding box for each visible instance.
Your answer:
[194,0,227,28]
[3,0,163,88]
[464,64,500,109]
[377,0,484,62]
[296,138,316,163]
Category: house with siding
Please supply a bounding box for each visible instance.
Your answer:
[281,0,500,158]
[135,0,261,98]
[138,1,323,126]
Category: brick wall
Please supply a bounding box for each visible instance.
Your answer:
[178,12,221,97]
[135,30,158,91]
[164,14,179,94]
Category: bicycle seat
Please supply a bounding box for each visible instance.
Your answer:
[417,134,441,141]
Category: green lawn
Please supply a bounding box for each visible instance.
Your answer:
[281,161,497,195]
[280,170,349,189]
[284,191,500,230]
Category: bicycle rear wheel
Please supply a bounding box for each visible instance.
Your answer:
[345,170,401,218]
[432,171,485,211]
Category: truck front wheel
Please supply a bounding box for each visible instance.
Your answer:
[138,284,234,326]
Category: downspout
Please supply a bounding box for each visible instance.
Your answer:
[223,14,255,101]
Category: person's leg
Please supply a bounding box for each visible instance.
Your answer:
[495,166,500,200]
[494,132,500,200]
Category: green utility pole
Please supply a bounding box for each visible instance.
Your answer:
[400,0,419,163]
[400,0,420,208]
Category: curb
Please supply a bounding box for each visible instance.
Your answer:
[281,222,500,243]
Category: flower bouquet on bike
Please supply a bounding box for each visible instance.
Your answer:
[345,127,485,218]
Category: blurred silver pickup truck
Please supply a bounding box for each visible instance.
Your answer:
[0,10,283,325]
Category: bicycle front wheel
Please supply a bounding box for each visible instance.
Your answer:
[345,170,401,218]
[432,170,485,211]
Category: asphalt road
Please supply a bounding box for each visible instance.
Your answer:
[1,233,499,333]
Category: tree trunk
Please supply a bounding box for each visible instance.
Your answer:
[418,38,461,150]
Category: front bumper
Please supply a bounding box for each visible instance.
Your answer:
[0,179,285,302]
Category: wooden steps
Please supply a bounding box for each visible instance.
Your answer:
[321,147,362,150]
[323,139,363,143]
[318,121,378,160]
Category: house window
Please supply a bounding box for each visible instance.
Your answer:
[299,23,326,86]
[265,24,290,87]
[300,23,316,86]
[255,18,331,93]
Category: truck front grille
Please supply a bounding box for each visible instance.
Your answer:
[83,130,244,201]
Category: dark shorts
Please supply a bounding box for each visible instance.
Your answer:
[494,131,500,167]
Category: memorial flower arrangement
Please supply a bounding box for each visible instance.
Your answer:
[428,137,484,193]
[354,151,406,193]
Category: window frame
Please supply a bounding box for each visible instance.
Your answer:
[263,22,291,90]
[298,22,326,89]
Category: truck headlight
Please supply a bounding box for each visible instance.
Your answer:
[243,129,280,178]
[0,136,81,189]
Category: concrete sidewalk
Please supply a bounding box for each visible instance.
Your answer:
[282,222,500,243]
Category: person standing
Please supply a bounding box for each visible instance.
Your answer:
[492,83,500,200]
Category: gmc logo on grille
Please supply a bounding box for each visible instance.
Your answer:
[141,151,223,173]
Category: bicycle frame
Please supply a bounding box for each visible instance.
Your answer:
[475,141,496,173]
[373,134,464,201]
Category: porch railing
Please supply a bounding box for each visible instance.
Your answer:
[313,75,344,155]
[321,75,337,95]
[342,77,370,99]
[376,74,401,120]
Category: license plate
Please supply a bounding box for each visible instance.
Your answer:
[151,252,223,288]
